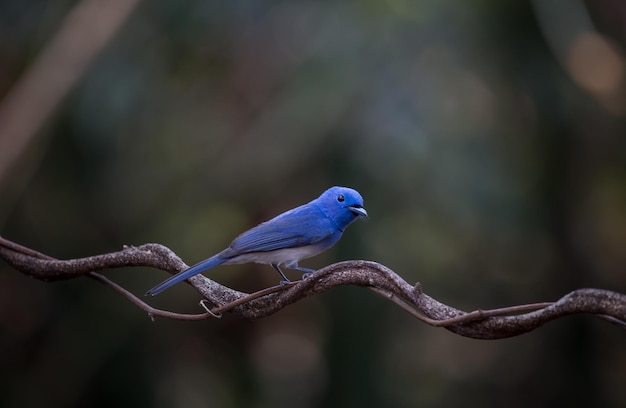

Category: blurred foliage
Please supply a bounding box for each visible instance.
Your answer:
[1,1,625,407]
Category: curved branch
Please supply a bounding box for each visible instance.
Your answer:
[411,285,625,339]
[0,236,624,339]
[0,238,187,280]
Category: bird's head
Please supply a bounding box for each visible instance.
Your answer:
[317,186,367,229]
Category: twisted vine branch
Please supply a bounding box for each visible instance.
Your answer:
[0,235,624,339]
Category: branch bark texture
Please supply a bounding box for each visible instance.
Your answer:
[1,236,624,340]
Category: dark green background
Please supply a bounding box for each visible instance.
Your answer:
[1,1,625,407]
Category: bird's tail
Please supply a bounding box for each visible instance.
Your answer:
[145,255,227,296]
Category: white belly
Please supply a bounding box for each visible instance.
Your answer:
[224,244,323,266]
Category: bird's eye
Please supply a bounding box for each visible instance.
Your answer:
[337,194,345,202]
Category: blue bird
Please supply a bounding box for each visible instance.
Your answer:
[146,186,367,295]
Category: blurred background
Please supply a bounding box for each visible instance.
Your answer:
[1,0,625,407]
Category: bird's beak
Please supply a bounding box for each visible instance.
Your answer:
[348,205,368,218]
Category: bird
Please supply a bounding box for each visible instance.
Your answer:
[146,186,367,295]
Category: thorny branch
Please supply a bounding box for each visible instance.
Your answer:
[0,235,624,339]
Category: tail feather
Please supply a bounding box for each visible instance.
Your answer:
[146,255,227,296]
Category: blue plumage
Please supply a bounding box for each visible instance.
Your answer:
[146,186,366,295]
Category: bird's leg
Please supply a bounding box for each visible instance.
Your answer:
[271,263,291,285]
[300,271,314,279]
[285,262,316,280]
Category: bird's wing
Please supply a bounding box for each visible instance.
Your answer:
[226,205,335,255]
